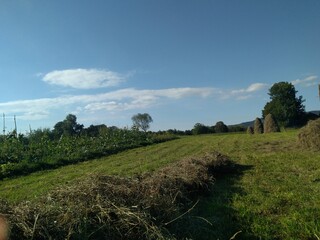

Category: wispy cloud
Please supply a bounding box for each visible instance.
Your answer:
[0,87,216,121]
[291,75,318,87]
[223,83,269,100]
[42,68,126,89]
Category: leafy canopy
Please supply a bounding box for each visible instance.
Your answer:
[131,113,153,132]
[262,82,305,127]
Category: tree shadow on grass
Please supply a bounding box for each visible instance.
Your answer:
[168,164,255,240]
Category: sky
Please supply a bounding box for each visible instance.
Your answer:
[0,0,319,133]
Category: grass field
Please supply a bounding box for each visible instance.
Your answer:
[0,130,319,239]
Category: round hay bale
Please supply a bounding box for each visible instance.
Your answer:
[247,126,254,134]
[264,113,280,133]
[254,118,263,134]
[298,118,320,151]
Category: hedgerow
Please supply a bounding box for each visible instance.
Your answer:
[0,129,177,179]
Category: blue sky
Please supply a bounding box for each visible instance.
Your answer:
[0,0,319,133]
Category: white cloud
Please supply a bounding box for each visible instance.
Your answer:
[231,83,269,95]
[223,82,269,100]
[0,87,216,121]
[42,68,125,89]
[291,75,318,87]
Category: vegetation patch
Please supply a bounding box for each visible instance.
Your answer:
[298,118,320,151]
[0,152,233,240]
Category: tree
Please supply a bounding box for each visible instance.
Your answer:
[192,123,212,135]
[131,113,153,132]
[53,114,84,137]
[262,82,305,127]
[214,121,228,133]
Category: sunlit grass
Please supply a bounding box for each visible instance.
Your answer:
[0,130,319,239]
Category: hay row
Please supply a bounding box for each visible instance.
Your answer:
[0,152,233,240]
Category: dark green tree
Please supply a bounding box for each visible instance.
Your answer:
[192,123,212,135]
[262,82,305,127]
[131,113,153,132]
[53,114,84,137]
[214,121,228,133]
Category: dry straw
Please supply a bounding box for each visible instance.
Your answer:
[298,118,320,151]
[247,126,254,134]
[254,118,263,134]
[263,113,280,133]
[0,152,233,239]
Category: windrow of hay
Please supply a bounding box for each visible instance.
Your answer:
[298,118,320,151]
[0,152,233,240]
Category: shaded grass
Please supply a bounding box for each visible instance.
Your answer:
[1,130,319,239]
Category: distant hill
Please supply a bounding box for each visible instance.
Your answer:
[238,120,254,128]
[309,110,320,116]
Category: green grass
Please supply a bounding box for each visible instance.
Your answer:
[1,131,319,239]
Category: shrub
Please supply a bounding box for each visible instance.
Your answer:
[298,118,320,151]
[254,118,263,134]
[264,113,280,133]
[247,126,254,134]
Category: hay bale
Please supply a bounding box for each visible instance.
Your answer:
[298,118,320,151]
[247,126,254,134]
[264,113,280,133]
[254,117,263,134]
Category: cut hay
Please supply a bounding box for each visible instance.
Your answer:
[264,113,280,133]
[298,118,320,151]
[254,118,263,134]
[0,152,233,240]
[247,126,254,134]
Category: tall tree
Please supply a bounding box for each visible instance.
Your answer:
[214,121,228,133]
[131,113,153,132]
[262,82,305,127]
[53,114,84,137]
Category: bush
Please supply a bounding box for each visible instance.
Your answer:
[298,118,320,151]
[264,113,280,133]
[254,118,263,134]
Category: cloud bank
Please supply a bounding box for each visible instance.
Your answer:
[42,68,125,89]
[0,88,216,120]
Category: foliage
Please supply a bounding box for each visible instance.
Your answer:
[254,117,263,134]
[53,114,84,137]
[192,123,212,135]
[0,123,177,180]
[298,118,320,150]
[262,82,305,127]
[131,113,153,132]
[214,121,228,133]
[228,125,246,133]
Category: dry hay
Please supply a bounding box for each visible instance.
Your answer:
[0,152,233,240]
[247,126,254,135]
[263,113,280,133]
[298,118,320,151]
[254,118,263,134]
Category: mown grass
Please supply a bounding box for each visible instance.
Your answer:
[1,130,319,239]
